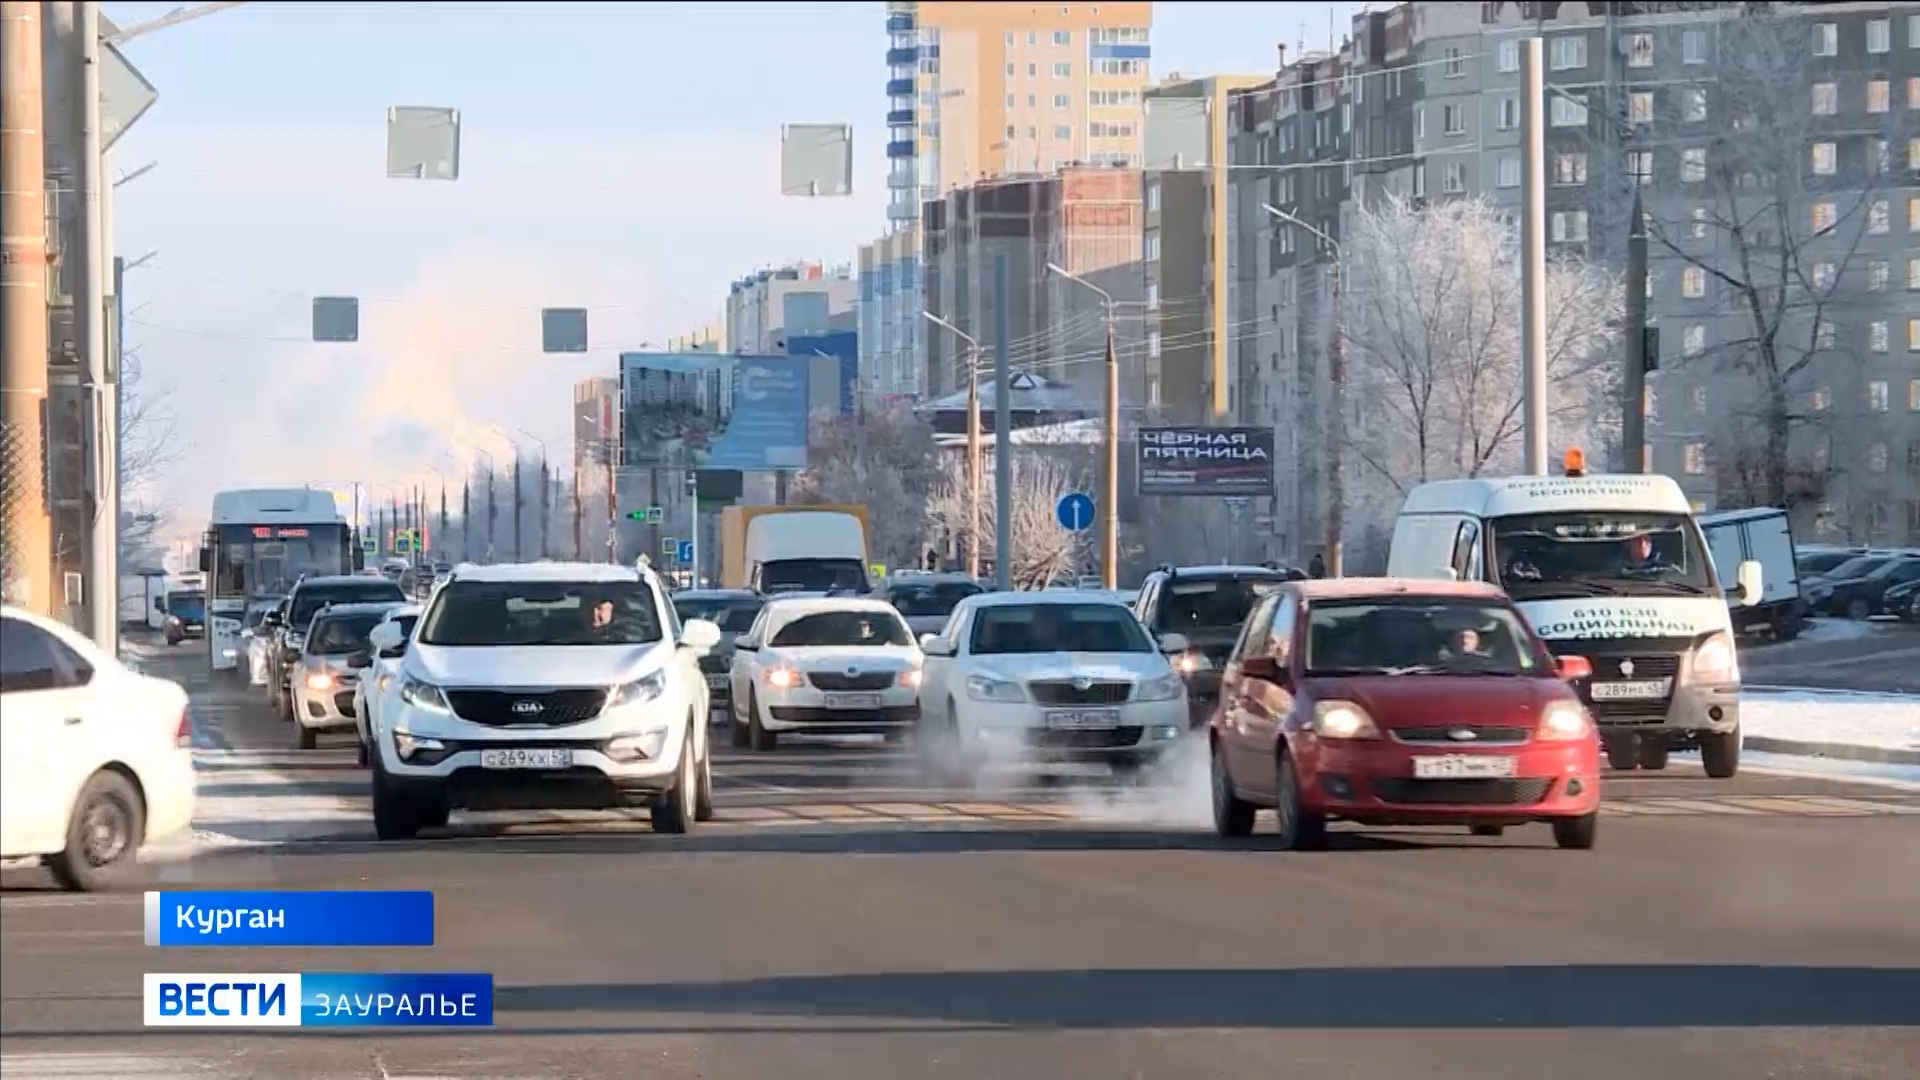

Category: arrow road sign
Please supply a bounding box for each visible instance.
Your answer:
[676,540,694,564]
[1055,491,1094,532]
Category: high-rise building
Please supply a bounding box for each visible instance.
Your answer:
[571,376,619,477]
[884,1,1154,229]
[723,262,858,355]
[856,224,926,397]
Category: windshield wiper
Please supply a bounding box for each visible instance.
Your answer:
[1615,579,1714,596]
[1505,579,1628,598]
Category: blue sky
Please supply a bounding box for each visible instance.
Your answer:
[104,0,1359,538]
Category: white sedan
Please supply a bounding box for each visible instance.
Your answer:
[352,603,422,766]
[916,591,1190,781]
[0,605,196,889]
[729,596,923,751]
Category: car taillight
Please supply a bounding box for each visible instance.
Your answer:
[174,707,192,748]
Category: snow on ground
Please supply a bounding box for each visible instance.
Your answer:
[1741,687,1920,752]
[1792,616,1903,644]
[1737,750,1920,791]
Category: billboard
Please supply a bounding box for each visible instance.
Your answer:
[1136,426,1274,497]
[619,352,809,471]
[786,330,857,417]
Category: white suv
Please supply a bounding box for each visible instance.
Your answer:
[369,561,722,840]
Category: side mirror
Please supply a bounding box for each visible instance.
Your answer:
[1239,655,1287,685]
[920,633,954,657]
[263,612,284,629]
[1157,632,1191,655]
[1555,655,1593,681]
[345,650,372,670]
[731,634,757,652]
[680,618,722,652]
[197,547,212,574]
[377,644,407,659]
[1732,559,1763,607]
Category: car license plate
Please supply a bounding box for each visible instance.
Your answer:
[1412,754,1518,780]
[479,748,572,770]
[823,691,883,710]
[1589,679,1671,701]
[1045,708,1121,730]
[709,707,729,726]
[706,673,727,690]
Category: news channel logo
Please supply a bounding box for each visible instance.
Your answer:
[143,973,493,1028]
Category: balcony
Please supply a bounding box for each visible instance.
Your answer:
[886,78,915,98]
[887,46,920,66]
[886,13,914,32]
[887,139,917,159]
[887,109,915,126]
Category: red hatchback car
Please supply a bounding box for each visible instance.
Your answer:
[1208,578,1601,850]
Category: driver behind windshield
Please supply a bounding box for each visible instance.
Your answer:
[1621,531,1673,574]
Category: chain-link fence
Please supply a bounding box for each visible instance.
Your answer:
[0,416,40,605]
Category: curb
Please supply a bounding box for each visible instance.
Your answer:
[1743,735,1920,766]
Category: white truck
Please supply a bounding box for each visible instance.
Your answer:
[1387,456,1763,777]
[720,505,871,596]
[1698,507,1806,641]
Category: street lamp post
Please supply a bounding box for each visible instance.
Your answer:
[1045,263,1120,590]
[474,448,497,563]
[513,427,549,560]
[922,312,983,578]
[1262,204,1345,578]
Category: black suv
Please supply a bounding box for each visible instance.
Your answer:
[1133,565,1299,726]
[264,574,407,723]
[670,588,766,725]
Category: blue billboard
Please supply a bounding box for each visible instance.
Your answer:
[786,330,858,417]
[618,352,809,470]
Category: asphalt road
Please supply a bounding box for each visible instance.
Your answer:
[1740,618,1920,695]
[3,646,1917,1079]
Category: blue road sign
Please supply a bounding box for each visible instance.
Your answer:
[661,536,678,555]
[676,540,694,564]
[1055,491,1095,532]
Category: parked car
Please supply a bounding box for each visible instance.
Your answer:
[1206,578,1601,851]
[1808,555,1920,620]
[1882,577,1920,624]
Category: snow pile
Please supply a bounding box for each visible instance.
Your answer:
[1740,688,1920,752]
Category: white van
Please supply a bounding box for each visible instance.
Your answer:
[1698,507,1804,640]
[1386,464,1762,778]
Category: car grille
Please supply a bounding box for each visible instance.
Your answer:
[1547,641,1683,723]
[444,688,608,728]
[697,654,730,675]
[1026,726,1143,750]
[1370,778,1553,806]
[1394,726,1531,744]
[808,671,897,691]
[1028,680,1133,706]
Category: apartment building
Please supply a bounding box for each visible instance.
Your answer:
[723,263,858,356]
[665,318,727,354]
[856,225,926,397]
[571,376,619,477]
[1228,0,1920,559]
[884,1,1154,229]
[921,166,1143,404]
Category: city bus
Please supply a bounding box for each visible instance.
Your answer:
[199,488,352,674]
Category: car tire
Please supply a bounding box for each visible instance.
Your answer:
[370,765,428,841]
[1209,740,1256,839]
[46,770,145,892]
[1637,740,1670,771]
[694,727,716,823]
[748,690,778,752]
[651,736,696,834]
[1552,812,1599,850]
[295,721,317,751]
[729,698,751,748]
[1700,728,1740,779]
[354,738,369,767]
[1772,613,1802,641]
[1846,597,1872,620]
[1604,737,1639,771]
[1273,753,1327,851]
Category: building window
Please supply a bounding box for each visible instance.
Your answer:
[1908,256,1920,290]
[1909,195,1920,232]
[1443,103,1465,134]
[1682,266,1706,298]
[1871,139,1890,176]
[1868,381,1890,411]
[1812,82,1837,115]
[1867,444,1890,473]
[1872,321,1891,352]
[1869,18,1892,54]
[1052,29,1070,46]
[1811,201,1837,234]
[1688,385,1707,415]
[1553,151,1587,186]
[1813,23,1837,57]
[1683,444,1707,475]
[1550,210,1588,242]
[1628,92,1654,125]
[1413,163,1426,197]
[1627,150,1652,184]
[1006,93,1016,108]
[1445,47,1464,77]
[1145,282,1158,309]
[1683,88,1707,122]
[1870,79,1891,114]
[1909,378,1920,411]
[1052,62,1069,78]
[1912,14,1920,48]
[1145,180,1159,212]
[1496,155,1521,188]
[1498,39,1519,72]
[1871,200,1891,235]
[1911,77,1920,110]
[1811,386,1831,412]
[1028,62,1037,77]
[1145,232,1161,261]
[1683,324,1706,357]
[1811,141,1837,175]
[1681,148,1706,183]
[1626,32,1653,67]
[1812,260,1836,289]
[1869,259,1890,290]
[1814,319,1836,350]
[1054,124,1071,140]
[1006,62,1015,77]
[1683,28,1708,64]
[1910,317,1920,350]
[1550,35,1587,70]
[1550,95,1588,127]
[1054,93,1069,109]
[1689,207,1709,239]
[1415,108,1425,140]
[1496,97,1519,130]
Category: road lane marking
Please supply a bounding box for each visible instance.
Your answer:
[1635,798,1766,815]
[1778,795,1919,815]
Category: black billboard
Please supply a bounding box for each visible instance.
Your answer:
[1136,426,1274,497]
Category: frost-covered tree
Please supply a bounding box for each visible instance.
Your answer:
[926,452,1085,590]
[1340,194,1623,530]
[792,404,941,572]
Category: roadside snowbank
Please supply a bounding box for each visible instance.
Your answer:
[1741,688,1920,753]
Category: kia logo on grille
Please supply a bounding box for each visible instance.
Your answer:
[511,700,545,716]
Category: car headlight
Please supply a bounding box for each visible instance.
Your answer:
[1536,700,1592,741]
[965,673,1027,703]
[377,673,394,693]
[607,670,668,709]
[896,669,922,689]
[1173,652,1209,675]
[1311,700,1381,739]
[305,672,334,691]
[1135,673,1186,702]
[765,664,802,689]
[392,729,445,761]
[1691,632,1737,681]
[167,615,181,627]
[399,676,453,714]
[605,725,670,762]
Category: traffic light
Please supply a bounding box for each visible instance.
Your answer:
[625,509,647,521]
[1642,326,1660,373]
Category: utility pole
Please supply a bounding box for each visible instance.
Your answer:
[686,471,700,588]
[0,0,53,615]
[647,467,659,564]
[604,445,618,564]
[992,254,1012,592]
[460,479,471,563]
[1046,261,1119,588]
[74,0,117,651]
[509,452,522,562]
[571,467,582,561]
[538,457,550,560]
[1324,259,1346,577]
[1622,188,1649,473]
[485,470,496,563]
[922,312,982,578]
[1519,35,1550,476]
[437,480,447,558]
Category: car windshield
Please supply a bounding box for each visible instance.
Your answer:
[887,580,983,617]
[1797,550,1861,575]
[1490,512,1716,600]
[770,609,913,648]
[307,613,385,655]
[760,559,870,594]
[674,596,764,633]
[1155,576,1286,631]
[418,580,664,647]
[1304,599,1546,677]
[1820,555,1893,580]
[167,592,206,620]
[969,603,1153,655]
[1864,557,1918,580]
[292,583,406,629]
